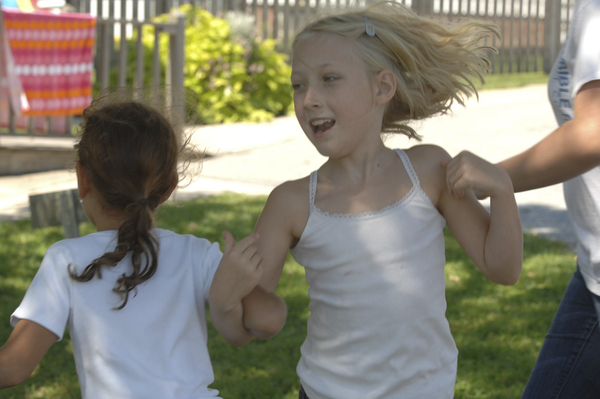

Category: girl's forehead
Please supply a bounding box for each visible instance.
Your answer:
[295,32,351,52]
[292,32,357,67]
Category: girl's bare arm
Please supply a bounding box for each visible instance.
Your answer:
[254,179,309,292]
[499,80,600,191]
[437,148,523,285]
[243,179,309,338]
[241,286,287,339]
[0,320,57,389]
[209,232,263,346]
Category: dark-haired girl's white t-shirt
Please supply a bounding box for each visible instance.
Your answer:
[11,228,222,399]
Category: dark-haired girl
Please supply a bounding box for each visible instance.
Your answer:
[0,93,284,398]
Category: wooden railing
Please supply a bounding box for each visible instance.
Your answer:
[192,0,574,73]
[0,0,574,138]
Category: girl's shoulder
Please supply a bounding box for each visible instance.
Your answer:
[156,228,220,251]
[261,175,311,241]
[404,143,451,162]
[47,231,116,254]
[404,144,452,173]
[403,144,452,206]
[268,175,311,206]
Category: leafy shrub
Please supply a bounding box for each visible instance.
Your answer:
[123,5,293,124]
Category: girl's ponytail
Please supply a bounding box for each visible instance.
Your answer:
[69,89,186,309]
[68,195,161,308]
[112,198,159,308]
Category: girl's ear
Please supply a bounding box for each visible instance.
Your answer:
[76,162,91,200]
[375,69,396,105]
[159,174,179,204]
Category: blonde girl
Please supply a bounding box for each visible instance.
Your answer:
[249,2,523,398]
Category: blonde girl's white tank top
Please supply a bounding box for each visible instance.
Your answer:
[290,149,458,399]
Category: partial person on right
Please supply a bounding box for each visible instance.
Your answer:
[495,0,600,397]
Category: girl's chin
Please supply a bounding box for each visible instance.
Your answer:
[313,129,332,139]
[310,142,340,158]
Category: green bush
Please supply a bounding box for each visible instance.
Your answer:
[126,5,293,124]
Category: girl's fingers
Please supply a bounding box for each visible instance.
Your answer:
[444,151,509,198]
[442,156,463,193]
[445,164,461,195]
[234,233,260,251]
[222,230,235,253]
[223,232,260,254]
[222,232,262,273]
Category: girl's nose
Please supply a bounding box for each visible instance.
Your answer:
[303,86,322,108]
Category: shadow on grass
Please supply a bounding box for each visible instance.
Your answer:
[0,221,81,399]
[445,230,574,398]
[517,204,576,252]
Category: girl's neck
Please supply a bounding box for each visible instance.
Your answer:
[313,147,411,215]
[94,217,126,232]
[321,142,394,184]
[83,193,128,232]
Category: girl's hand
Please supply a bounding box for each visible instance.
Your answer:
[438,149,522,285]
[209,231,262,314]
[440,151,514,199]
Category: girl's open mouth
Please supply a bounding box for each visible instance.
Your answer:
[311,119,335,135]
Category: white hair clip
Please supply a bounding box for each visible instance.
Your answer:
[365,17,376,37]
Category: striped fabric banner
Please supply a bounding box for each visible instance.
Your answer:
[2,8,96,117]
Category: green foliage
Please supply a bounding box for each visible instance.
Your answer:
[125,5,292,124]
[0,194,576,398]
[243,38,295,119]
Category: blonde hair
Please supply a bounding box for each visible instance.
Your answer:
[292,1,499,140]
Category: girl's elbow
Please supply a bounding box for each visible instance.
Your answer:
[0,365,32,390]
[493,263,522,286]
[496,273,520,286]
[247,305,288,340]
[252,313,287,340]
[225,335,253,347]
[264,297,288,337]
[1,377,24,391]
[250,328,279,340]
[242,291,288,340]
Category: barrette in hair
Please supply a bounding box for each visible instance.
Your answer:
[365,17,376,37]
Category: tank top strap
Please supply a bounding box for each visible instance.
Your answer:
[308,170,318,206]
[395,149,422,190]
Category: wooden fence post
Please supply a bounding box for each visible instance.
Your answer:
[168,10,187,139]
[543,0,562,73]
[29,189,88,239]
[58,191,81,239]
[411,0,434,15]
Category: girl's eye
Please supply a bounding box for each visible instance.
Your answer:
[323,75,338,82]
[292,83,304,90]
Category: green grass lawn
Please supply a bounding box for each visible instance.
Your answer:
[479,71,549,91]
[0,193,575,399]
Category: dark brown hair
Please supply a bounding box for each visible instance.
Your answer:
[69,90,183,309]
